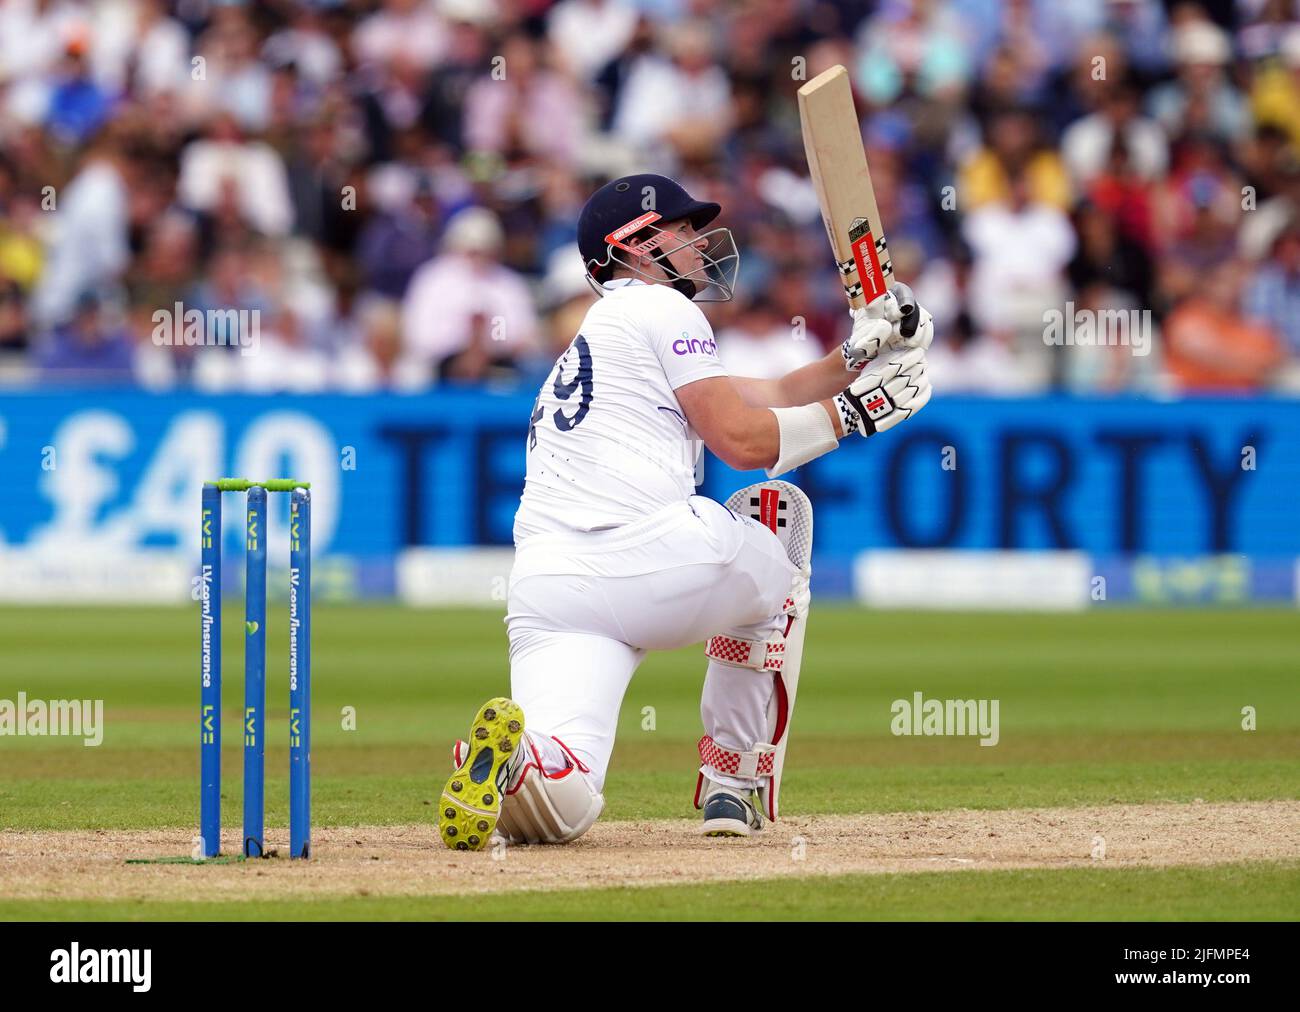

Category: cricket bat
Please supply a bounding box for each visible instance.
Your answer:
[797,64,895,312]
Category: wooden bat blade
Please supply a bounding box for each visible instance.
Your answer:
[798,64,893,309]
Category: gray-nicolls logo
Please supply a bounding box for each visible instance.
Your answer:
[49,943,151,991]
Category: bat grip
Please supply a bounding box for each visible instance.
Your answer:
[891,282,919,339]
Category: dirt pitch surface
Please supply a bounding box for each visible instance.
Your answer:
[2,800,1296,903]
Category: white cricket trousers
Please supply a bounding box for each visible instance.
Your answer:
[506,495,798,792]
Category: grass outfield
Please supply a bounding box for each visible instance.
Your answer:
[0,605,1296,919]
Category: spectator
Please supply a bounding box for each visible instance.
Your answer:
[766,257,837,353]
[356,175,444,299]
[612,21,732,162]
[0,278,30,354]
[128,0,192,98]
[186,3,276,132]
[715,296,822,380]
[177,112,294,238]
[1068,200,1153,309]
[962,169,1076,382]
[30,129,135,329]
[0,157,43,291]
[592,14,658,130]
[1238,133,1299,260]
[1086,130,1159,253]
[972,44,1050,132]
[548,0,639,82]
[925,310,1034,394]
[1148,19,1250,145]
[462,33,586,166]
[537,242,597,363]
[1243,225,1300,358]
[127,211,201,322]
[958,108,1073,212]
[0,0,76,92]
[356,52,435,165]
[439,312,529,385]
[1060,282,1161,393]
[1163,262,1285,391]
[0,0,1296,402]
[1249,25,1300,153]
[188,244,274,352]
[855,0,974,106]
[1061,80,1167,188]
[1044,34,1130,140]
[401,207,539,377]
[1152,134,1241,308]
[44,37,114,146]
[420,13,493,150]
[1239,0,1299,63]
[284,115,364,254]
[351,0,450,73]
[263,3,344,90]
[36,289,135,382]
[336,298,430,391]
[1104,0,1171,80]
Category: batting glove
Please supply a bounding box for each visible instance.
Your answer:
[885,281,933,353]
[841,283,933,370]
[834,346,932,437]
[842,288,902,371]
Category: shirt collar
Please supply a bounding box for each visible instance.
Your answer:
[601,277,646,291]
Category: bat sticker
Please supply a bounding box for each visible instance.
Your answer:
[848,217,887,304]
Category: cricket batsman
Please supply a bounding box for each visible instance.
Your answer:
[438,174,933,849]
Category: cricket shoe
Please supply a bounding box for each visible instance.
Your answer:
[438,697,525,851]
[699,777,763,837]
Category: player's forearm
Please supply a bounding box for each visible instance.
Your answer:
[714,384,846,471]
[689,375,847,471]
[709,404,782,471]
[733,350,848,408]
[776,351,854,406]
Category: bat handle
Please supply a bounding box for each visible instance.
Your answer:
[891,281,919,339]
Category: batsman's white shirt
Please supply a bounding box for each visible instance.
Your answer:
[506,278,798,796]
[513,278,725,543]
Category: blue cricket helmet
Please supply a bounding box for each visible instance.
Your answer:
[577,174,721,282]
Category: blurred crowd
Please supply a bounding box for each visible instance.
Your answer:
[1,0,1299,394]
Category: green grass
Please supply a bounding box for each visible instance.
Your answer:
[1,862,1295,921]
[1,605,1296,919]
[0,606,1295,828]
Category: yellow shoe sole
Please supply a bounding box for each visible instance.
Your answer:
[438,697,525,851]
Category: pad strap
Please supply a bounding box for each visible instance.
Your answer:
[704,597,796,671]
[699,735,776,779]
[705,633,784,671]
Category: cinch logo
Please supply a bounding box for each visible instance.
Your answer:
[672,334,717,356]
